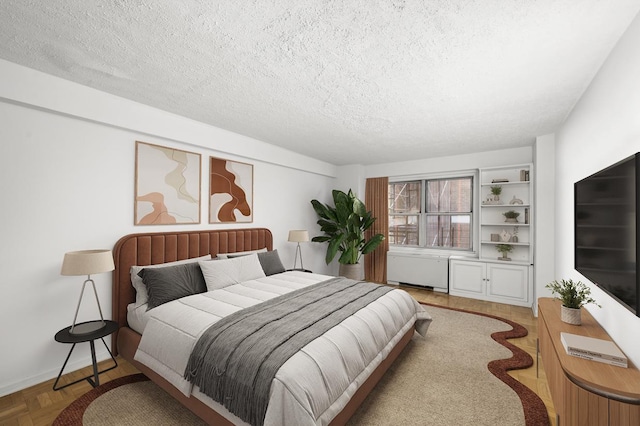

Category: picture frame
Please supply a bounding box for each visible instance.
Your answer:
[134,141,201,225]
[209,156,253,223]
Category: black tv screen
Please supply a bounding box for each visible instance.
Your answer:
[574,153,639,317]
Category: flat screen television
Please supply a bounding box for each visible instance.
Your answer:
[574,152,639,317]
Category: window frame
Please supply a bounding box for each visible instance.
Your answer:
[389,170,478,255]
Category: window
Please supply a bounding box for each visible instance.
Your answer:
[389,181,421,245]
[389,176,473,250]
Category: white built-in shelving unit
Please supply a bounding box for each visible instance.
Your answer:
[449,164,534,307]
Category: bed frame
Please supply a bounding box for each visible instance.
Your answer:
[111,228,414,425]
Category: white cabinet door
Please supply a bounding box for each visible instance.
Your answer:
[449,259,531,307]
[449,260,485,297]
[486,263,529,303]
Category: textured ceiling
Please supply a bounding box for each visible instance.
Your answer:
[0,1,638,165]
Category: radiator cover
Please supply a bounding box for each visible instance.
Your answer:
[387,253,449,292]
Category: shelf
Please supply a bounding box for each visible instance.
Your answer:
[481,181,530,186]
[477,257,532,266]
[481,203,530,208]
[481,240,529,246]
[482,222,529,227]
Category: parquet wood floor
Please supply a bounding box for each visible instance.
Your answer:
[0,287,555,425]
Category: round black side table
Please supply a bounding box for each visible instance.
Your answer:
[53,320,119,391]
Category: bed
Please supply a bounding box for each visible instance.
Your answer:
[111,228,431,425]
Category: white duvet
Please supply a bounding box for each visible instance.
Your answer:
[133,271,431,425]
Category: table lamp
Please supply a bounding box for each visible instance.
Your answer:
[288,230,309,270]
[61,249,115,335]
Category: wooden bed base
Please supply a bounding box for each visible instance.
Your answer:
[111,228,414,425]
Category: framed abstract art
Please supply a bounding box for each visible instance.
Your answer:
[209,156,253,223]
[135,141,201,225]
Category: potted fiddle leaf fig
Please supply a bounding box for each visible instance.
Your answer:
[546,279,600,325]
[311,189,385,280]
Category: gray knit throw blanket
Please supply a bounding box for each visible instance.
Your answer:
[184,277,394,426]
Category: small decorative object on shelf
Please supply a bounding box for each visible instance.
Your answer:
[500,229,511,242]
[511,227,519,243]
[524,207,529,224]
[492,178,509,183]
[546,278,600,325]
[495,244,513,261]
[502,210,520,223]
[490,233,500,242]
[509,196,523,205]
[490,185,502,203]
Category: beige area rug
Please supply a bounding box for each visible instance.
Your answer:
[54,305,549,426]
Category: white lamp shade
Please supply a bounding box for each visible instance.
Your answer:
[61,249,115,276]
[288,230,309,243]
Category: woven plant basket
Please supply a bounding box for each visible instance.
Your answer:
[561,305,581,325]
[339,263,363,280]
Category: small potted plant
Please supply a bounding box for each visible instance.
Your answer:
[546,279,600,325]
[495,244,513,261]
[503,210,520,223]
[490,185,502,203]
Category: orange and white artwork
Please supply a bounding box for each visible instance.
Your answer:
[209,157,253,223]
[135,141,201,225]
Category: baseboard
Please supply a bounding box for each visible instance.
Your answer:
[0,348,113,397]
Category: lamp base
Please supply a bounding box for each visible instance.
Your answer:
[69,320,106,336]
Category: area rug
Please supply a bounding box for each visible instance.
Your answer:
[53,304,549,426]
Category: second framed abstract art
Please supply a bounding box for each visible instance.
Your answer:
[209,156,253,223]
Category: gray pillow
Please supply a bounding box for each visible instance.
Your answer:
[138,261,207,310]
[130,254,211,308]
[258,250,286,276]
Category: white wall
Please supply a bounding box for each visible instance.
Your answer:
[533,134,556,315]
[365,146,533,179]
[554,12,640,366]
[0,60,335,396]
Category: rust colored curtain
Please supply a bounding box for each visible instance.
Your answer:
[364,177,389,283]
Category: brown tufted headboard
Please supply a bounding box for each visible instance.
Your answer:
[111,228,273,353]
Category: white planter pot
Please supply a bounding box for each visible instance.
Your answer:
[561,305,581,325]
[339,263,363,280]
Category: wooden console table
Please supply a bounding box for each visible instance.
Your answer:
[538,298,640,425]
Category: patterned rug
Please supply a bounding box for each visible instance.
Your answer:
[54,304,550,425]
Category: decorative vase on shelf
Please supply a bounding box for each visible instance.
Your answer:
[561,305,581,325]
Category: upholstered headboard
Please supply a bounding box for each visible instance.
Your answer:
[111,228,273,352]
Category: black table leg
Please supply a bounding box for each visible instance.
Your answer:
[88,340,99,387]
[52,337,118,391]
[52,343,77,391]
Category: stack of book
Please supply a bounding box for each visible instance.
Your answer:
[560,332,628,368]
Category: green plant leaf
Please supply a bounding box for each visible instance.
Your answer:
[325,233,345,263]
[352,197,367,217]
[310,199,331,219]
[311,188,385,265]
[545,279,600,309]
[362,234,385,254]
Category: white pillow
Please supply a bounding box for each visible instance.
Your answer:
[216,248,267,259]
[130,254,212,307]
[199,253,266,290]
